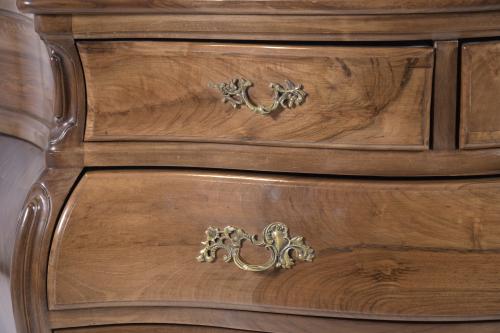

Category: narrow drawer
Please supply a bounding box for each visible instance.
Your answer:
[48,170,500,319]
[79,42,433,150]
[461,41,500,149]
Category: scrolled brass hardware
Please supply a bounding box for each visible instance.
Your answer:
[196,222,315,272]
[210,78,307,115]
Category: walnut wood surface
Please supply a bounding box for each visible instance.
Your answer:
[56,324,254,333]
[18,0,500,15]
[49,170,500,319]
[12,168,83,333]
[0,7,53,148]
[46,142,500,177]
[52,12,500,41]
[432,41,458,150]
[461,41,500,149]
[8,0,500,332]
[81,42,433,151]
[48,307,500,333]
[51,322,500,333]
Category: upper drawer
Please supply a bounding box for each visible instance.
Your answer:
[49,170,500,319]
[461,41,500,149]
[79,42,433,150]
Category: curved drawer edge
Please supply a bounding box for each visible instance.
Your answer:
[48,307,500,333]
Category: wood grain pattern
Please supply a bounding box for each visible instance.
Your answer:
[12,168,83,333]
[45,142,500,177]
[80,42,433,150]
[51,322,500,333]
[0,8,53,148]
[461,41,500,149]
[432,41,458,150]
[10,1,500,332]
[63,12,500,41]
[55,324,255,333]
[48,307,500,333]
[18,0,500,15]
[48,170,500,319]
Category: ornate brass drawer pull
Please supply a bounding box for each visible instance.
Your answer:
[196,222,315,272]
[210,78,307,115]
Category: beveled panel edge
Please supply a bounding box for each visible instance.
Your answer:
[47,172,89,310]
[460,140,500,150]
[460,40,500,150]
[47,307,500,332]
[45,305,500,333]
[34,12,500,42]
[460,42,474,149]
[84,136,429,152]
[46,300,500,323]
[17,0,500,15]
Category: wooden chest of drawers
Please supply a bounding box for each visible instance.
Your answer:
[3,0,500,332]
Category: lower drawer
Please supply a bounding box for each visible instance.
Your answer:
[48,170,500,319]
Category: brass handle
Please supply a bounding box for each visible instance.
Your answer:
[210,78,307,115]
[196,222,315,272]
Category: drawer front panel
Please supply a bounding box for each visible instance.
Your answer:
[48,170,500,319]
[461,41,500,149]
[79,42,433,150]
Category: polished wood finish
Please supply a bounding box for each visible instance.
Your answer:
[81,42,433,150]
[461,41,500,149]
[48,307,500,333]
[433,41,458,150]
[53,12,500,41]
[18,0,500,15]
[0,6,53,148]
[52,322,500,333]
[12,168,82,333]
[47,142,500,177]
[9,0,500,332]
[56,324,254,333]
[49,170,500,319]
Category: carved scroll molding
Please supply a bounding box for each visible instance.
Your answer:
[45,38,86,148]
[11,183,51,333]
